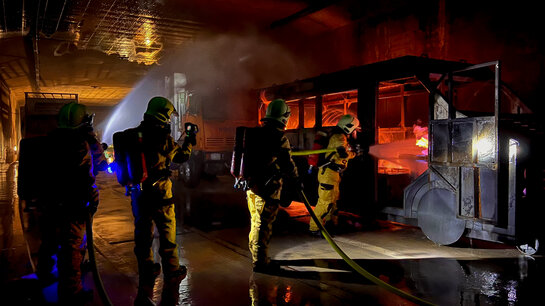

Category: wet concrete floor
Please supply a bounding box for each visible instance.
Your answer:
[0,170,543,305]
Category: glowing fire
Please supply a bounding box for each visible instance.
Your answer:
[413,124,428,155]
[416,137,428,148]
[371,123,429,176]
[260,90,271,105]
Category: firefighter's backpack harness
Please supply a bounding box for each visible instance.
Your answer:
[113,128,148,195]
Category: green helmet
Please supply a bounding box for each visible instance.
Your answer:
[58,102,93,129]
[263,99,291,126]
[144,96,178,124]
[337,114,360,134]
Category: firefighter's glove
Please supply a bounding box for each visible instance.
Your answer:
[184,123,199,136]
[353,144,364,155]
[185,134,197,146]
[336,146,349,158]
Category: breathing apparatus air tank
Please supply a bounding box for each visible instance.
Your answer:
[113,128,148,187]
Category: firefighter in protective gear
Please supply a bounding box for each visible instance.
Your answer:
[246,99,299,273]
[129,96,193,305]
[37,102,102,304]
[308,114,360,235]
[58,103,108,176]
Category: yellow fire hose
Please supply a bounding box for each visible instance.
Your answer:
[291,148,336,156]
[298,190,435,306]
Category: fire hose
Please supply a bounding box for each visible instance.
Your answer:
[85,212,114,306]
[297,190,435,306]
[291,148,336,156]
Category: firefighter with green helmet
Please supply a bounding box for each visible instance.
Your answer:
[245,99,299,273]
[37,102,102,304]
[126,96,195,306]
[308,114,360,236]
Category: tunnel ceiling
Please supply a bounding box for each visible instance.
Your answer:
[0,0,356,106]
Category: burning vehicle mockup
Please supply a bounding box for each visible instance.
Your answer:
[257,56,543,254]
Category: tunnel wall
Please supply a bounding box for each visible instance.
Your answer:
[274,0,544,115]
[0,79,17,163]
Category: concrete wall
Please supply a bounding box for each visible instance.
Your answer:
[276,0,544,115]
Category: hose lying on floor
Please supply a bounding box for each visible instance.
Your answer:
[298,190,435,306]
[86,212,114,306]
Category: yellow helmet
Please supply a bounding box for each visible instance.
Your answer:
[263,99,291,126]
[58,102,93,129]
[144,96,178,124]
[337,114,360,134]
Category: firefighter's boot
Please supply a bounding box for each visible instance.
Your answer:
[135,263,161,306]
[160,265,187,306]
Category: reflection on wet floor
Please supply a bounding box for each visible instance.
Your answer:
[0,172,543,305]
[244,256,543,306]
[174,175,543,306]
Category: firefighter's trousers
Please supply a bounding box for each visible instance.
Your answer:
[246,190,279,266]
[37,206,86,301]
[131,187,180,277]
[309,168,340,232]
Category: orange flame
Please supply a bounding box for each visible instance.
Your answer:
[260,90,271,105]
[413,124,429,155]
[416,137,428,148]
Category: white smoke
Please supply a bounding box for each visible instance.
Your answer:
[101,30,309,144]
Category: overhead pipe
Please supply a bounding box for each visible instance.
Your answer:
[270,0,339,29]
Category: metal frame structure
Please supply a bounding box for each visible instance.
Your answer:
[256,56,541,248]
[22,91,78,138]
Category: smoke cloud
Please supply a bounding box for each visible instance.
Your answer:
[101,30,309,144]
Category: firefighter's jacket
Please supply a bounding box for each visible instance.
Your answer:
[246,121,299,200]
[46,128,97,211]
[136,119,192,202]
[319,130,356,185]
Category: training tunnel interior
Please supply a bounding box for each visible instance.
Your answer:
[1,1,544,305]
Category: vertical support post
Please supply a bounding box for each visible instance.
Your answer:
[315,94,322,129]
[448,72,454,120]
[400,85,405,129]
[298,98,304,129]
[494,60,501,227]
[494,61,501,160]
[298,98,304,150]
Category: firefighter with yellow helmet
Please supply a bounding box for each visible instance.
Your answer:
[245,99,299,273]
[308,114,360,236]
[37,102,102,304]
[128,96,195,306]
